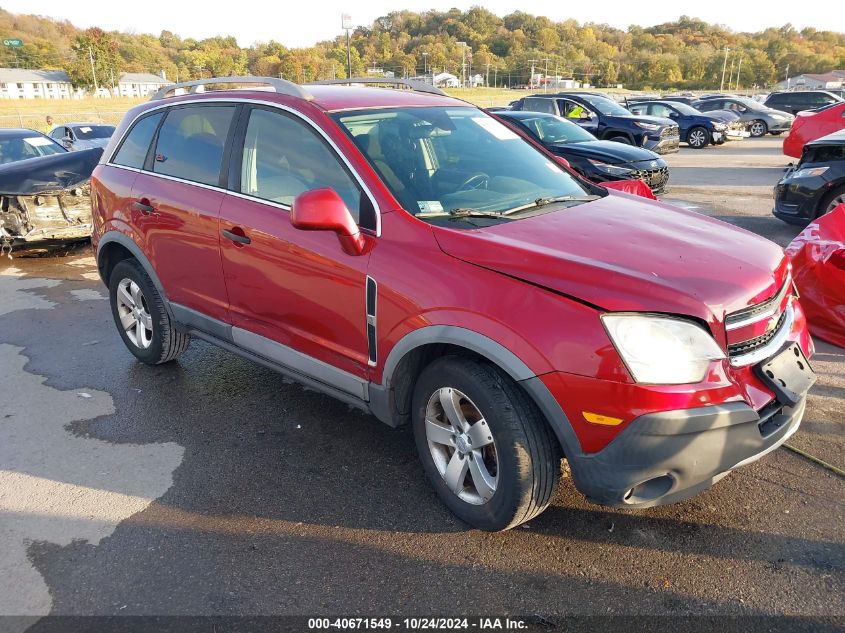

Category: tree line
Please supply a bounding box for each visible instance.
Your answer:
[2,7,843,90]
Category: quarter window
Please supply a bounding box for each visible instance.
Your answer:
[112,112,163,169]
[152,105,235,186]
[238,107,371,227]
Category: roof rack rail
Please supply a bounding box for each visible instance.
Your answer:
[150,76,313,101]
[308,77,447,97]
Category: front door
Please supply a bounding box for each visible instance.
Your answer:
[218,106,377,395]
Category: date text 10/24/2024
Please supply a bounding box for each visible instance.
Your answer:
[308,618,530,630]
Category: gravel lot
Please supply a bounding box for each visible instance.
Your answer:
[0,135,842,632]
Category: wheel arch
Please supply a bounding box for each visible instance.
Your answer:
[369,325,581,459]
[97,232,167,301]
[601,129,635,144]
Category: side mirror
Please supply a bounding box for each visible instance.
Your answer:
[290,188,368,256]
[553,155,571,170]
[669,112,679,118]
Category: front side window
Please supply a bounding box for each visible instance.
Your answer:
[511,115,596,144]
[333,107,596,226]
[112,111,164,169]
[153,105,235,186]
[238,107,371,227]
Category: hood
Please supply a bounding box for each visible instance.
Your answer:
[550,140,660,164]
[0,147,103,195]
[431,192,786,330]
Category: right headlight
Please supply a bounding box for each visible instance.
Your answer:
[587,159,634,176]
[601,314,725,384]
[791,166,829,179]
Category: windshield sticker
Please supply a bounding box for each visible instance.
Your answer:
[471,117,520,140]
[418,200,444,213]
[24,137,54,147]
[80,126,92,133]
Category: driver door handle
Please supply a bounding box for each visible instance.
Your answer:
[222,228,251,245]
[132,200,155,215]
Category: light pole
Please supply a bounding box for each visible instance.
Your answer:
[341,13,353,79]
[734,55,743,91]
[785,63,790,89]
[542,58,550,93]
[457,41,468,87]
[528,59,538,89]
[422,51,428,80]
[719,46,730,92]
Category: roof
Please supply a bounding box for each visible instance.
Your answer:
[292,85,467,111]
[0,128,51,138]
[119,73,172,85]
[797,72,845,83]
[0,68,71,83]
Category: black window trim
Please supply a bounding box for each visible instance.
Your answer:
[109,110,166,170]
[105,97,382,237]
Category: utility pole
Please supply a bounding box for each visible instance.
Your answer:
[727,57,735,90]
[458,41,467,87]
[493,65,497,89]
[422,51,428,80]
[785,63,790,89]
[88,45,99,94]
[528,59,538,89]
[719,46,729,92]
[485,62,490,88]
[542,58,550,93]
[734,55,743,91]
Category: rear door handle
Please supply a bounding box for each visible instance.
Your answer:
[222,228,251,245]
[132,200,155,214]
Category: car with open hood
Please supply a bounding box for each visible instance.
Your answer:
[91,76,814,531]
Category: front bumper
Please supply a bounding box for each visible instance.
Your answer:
[768,119,794,133]
[772,174,828,223]
[567,396,806,508]
[644,135,680,154]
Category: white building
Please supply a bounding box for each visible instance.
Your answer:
[433,72,460,88]
[776,71,845,91]
[0,69,73,99]
[117,72,172,98]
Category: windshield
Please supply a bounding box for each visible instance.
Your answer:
[733,97,765,111]
[72,125,114,140]
[332,107,595,222]
[668,102,700,115]
[0,135,64,163]
[508,114,597,144]
[579,95,632,116]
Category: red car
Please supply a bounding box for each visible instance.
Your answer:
[91,77,815,531]
[784,101,845,158]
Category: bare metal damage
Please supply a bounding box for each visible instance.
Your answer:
[0,183,93,246]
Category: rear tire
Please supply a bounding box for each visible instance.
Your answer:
[411,356,560,531]
[818,185,845,219]
[109,259,190,365]
[750,120,768,137]
[687,126,709,149]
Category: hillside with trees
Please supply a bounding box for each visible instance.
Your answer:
[1,7,843,90]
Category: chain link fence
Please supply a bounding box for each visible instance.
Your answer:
[0,111,128,131]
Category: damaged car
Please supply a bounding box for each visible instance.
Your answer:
[0,147,102,249]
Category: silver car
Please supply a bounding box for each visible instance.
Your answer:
[692,97,794,137]
[49,123,115,151]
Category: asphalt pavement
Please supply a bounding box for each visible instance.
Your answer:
[0,136,842,632]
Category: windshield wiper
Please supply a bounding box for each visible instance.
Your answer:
[502,195,601,216]
[418,207,508,220]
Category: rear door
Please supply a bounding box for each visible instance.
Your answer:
[129,103,237,326]
[217,105,376,393]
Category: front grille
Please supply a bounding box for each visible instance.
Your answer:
[725,278,791,330]
[661,125,680,138]
[728,310,787,357]
[630,166,669,193]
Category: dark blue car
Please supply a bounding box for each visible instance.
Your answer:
[627,100,729,149]
[510,93,680,154]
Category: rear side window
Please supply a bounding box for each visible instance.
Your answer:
[112,112,163,168]
[152,106,235,186]
[523,97,556,115]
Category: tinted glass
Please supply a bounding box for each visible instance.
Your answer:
[0,134,64,163]
[113,112,163,169]
[578,95,631,116]
[153,106,234,186]
[73,125,114,140]
[523,97,557,115]
[239,108,368,225]
[334,107,593,222]
[510,114,596,144]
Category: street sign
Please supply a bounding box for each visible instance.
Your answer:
[2,39,23,47]
[341,14,352,30]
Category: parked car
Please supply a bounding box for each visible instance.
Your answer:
[92,76,814,531]
[510,92,680,154]
[626,100,729,148]
[49,123,116,151]
[0,147,102,247]
[763,91,843,116]
[774,129,845,225]
[493,110,669,193]
[657,95,697,106]
[0,128,66,164]
[783,101,845,158]
[692,96,794,137]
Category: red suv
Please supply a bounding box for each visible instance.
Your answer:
[91,77,816,531]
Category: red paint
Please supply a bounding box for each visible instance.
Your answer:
[783,102,845,158]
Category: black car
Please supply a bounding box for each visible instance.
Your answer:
[493,110,669,194]
[0,128,66,164]
[773,129,845,225]
[626,100,729,148]
[764,91,843,116]
[510,93,680,154]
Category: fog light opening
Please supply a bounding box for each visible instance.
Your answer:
[623,474,675,504]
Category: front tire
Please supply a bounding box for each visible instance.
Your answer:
[818,185,845,219]
[770,131,783,136]
[609,135,632,145]
[687,126,709,149]
[750,120,768,137]
[411,356,560,531]
[109,259,190,365]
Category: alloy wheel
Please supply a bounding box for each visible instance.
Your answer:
[750,121,766,137]
[689,129,707,147]
[424,387,498,505]
[116,278,153,349]
[825,193,845,214]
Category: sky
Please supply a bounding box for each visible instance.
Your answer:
[7,0,845,48]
